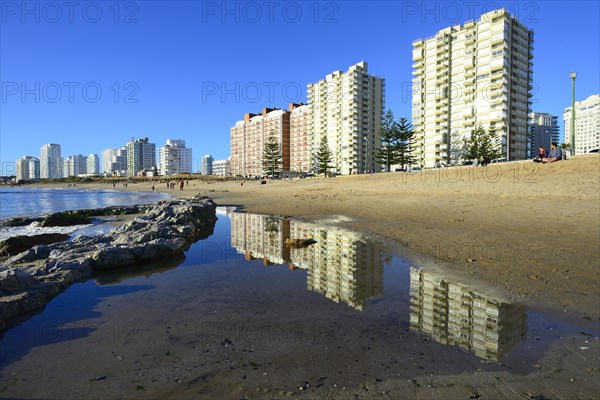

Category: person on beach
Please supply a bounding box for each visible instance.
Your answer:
[541,143,563,163]
[533,146,548,163]
[179,180,184,190]
[151,184,155,191]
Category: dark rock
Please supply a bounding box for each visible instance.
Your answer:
[0,233,69,257]
[2,216,44,227]
[0,268,39,295]
[41,212,93,227]
[1,195,217,332]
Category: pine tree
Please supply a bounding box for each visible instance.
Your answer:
[463,124,503,164]
[315,136,333,175]
[374,109,401,172]
[396,117,417,170]
[262,132,282,177]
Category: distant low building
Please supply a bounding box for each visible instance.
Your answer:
[16,156,40,181]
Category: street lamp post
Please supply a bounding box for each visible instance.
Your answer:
[570,72,577,155]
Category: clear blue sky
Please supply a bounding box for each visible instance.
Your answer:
[1,0,598,174]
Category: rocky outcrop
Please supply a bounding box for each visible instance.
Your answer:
[0,195,217,332]
[0,233,70,257]
[1,204,152,228]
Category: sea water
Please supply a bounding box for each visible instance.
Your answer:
[0,187,170,240]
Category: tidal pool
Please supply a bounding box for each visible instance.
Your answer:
[0,207,586,399]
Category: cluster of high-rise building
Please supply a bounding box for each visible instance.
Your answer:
[227,9,598,175]
[229,210,384,310]
[14,138,198,181]
[230,61,385,177]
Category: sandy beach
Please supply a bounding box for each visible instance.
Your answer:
[3,155,598,399]
[38,155,599,324]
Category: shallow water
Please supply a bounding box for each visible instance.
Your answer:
[0,208,592,399]
[0,187,170,219]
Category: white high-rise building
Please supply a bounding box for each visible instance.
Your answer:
[64,155,87,177]
[212,158,231,176]
[86,154,100,175]
[307,61,385,174]
[564,94,600,154]
[412,9,534,167]
[201,154,214,175]
[40,143,63,179]
[158,139,192,176]
[102,148,116,174]
[16,156,40,181]
[127,137,156,176]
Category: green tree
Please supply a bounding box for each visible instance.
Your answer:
[262,132,282,177]
[449,130,468,166]
[396,117,417,170]
[315,136,333,174]
[374,109,400,172]
[559,143,571,159]
[463,124,503,164]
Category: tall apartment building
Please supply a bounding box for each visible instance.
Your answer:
[16,156,40,181]
[529,112,559,158]
[127,137,156,176]
[158,139,193,176]
[564,94,600,154]
[40,143,63,179]
[102,149,116,174]
[201,154,214,175]
[64,155,87,177]
[412,9,534,168]
[289,103,311,174]
[212,158,231,176]
[86,154,100,175]
[102,146,128,176]
[230,107,291,177]
[308,61,384,174]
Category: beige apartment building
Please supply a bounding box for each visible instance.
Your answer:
[229,107,291,177]
[308,61,385,174]
[412,9,534,168]
[289,103,312,174]
[564,94,600,154]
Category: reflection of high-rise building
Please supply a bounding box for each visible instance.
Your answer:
[229,211,384,310]
[409,267,526,361]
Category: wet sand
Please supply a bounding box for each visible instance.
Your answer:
[43,155,599,323]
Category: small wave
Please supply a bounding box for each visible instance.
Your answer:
[0,224,93,241]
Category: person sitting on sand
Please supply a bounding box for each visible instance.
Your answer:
[541,143,563,163]
[533,146,548,163]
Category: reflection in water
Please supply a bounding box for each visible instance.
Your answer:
[229,210,385,311]
[409,266,527,361]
